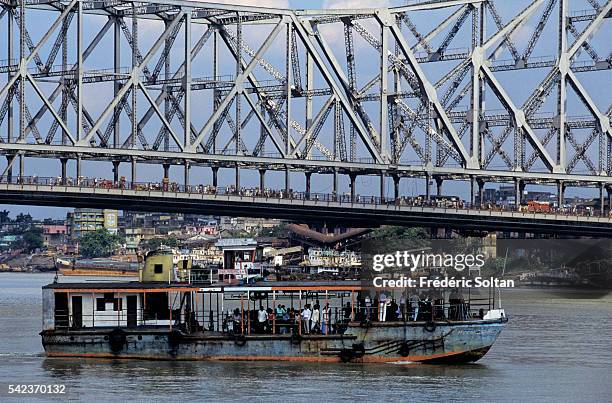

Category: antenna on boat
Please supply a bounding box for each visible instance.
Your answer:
[498,247,509,309]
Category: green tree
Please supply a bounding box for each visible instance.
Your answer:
[15,213,33,223]
[145,236,180,251]
[21,228,43,252]
[146,238,163,251]
[165,236,180,248]
[258,224,287,238]
[370,226,429,242]
[80,229,123,258]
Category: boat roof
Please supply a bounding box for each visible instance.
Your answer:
[44,280,362,293]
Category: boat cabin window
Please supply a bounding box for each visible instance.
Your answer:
[144,292,170,320]
[154,264,163,274]
[96,293,122,312]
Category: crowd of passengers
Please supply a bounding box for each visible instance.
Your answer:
[12,175,609,216]
[223,289,472,336]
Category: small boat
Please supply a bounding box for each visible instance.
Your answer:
[56,258,139,277]
[41,251,507,364]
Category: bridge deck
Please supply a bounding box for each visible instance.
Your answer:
[0,181,610,236]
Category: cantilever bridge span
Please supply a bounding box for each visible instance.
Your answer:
[0,0,610,234]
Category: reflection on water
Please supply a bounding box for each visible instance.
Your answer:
[1,273,611,402]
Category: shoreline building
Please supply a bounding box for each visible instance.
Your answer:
[67,209,119,239]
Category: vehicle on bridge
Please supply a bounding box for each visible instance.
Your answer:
[521,200,553,213]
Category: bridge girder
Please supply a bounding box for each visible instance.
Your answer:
[0,0,610,193]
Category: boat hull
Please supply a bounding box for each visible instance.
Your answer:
[41,320,505,364]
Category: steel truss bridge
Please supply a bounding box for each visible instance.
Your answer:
[0,0,611,235]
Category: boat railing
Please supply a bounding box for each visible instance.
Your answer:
[355,297,493,323]
[215,306,350,336]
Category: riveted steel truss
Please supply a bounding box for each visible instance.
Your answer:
[0,0,610,189]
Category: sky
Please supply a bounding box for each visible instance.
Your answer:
[0,0,609,219]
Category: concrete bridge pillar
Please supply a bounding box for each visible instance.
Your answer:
[112,161,120,184]
[305,172,311,198]
[393,175,400,200]
[235,166,240,188]
[478,179,485,208]
[184,160,190,188]
[435,176,443,196]
[380,172,385,200]
[349,173,356,202]
[163,163,170,180]
[259,169,266,192]
[212,166,219,188]
[557,180,565,209]
[60,158,68,185]
[607,186,612,213]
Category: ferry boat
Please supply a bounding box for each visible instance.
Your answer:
[41,251,507,363]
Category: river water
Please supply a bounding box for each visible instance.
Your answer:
[0,272,610,402]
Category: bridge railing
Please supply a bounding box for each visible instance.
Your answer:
[0,175,609,220]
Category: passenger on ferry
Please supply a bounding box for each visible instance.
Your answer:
[266,308,274,333]
[399,293,406,320]
[378,292,387,322]
[409,294,420,321]
[301,304,312,334]
[322,303,331,335]
[311,304,320,333]
[257,306,267,334]
[232,308,242,334]
[342,302,352,322]
[432,289,445,320]
[276,304,286,320]
[387,299,398,321]
[364,295,372,320]
[288,307,297,334]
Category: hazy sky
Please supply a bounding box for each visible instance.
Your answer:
[0,0,609,219]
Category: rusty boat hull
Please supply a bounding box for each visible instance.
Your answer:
[41,319,505,364]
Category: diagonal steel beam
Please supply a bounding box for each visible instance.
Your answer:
[187,19,284,153]
[566,70,612,139]
[389,19,473,167]
[25,72,74,144]
[21,17,113,140]
[568,1,612,58]
[242,92,288,157]
[310,22,382,153]
[77,11,185,146]
[290,95,335,157]
[137,81,183,151]
[293,16,384,163]
[480,63,557,172]
[483,0,543,53]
